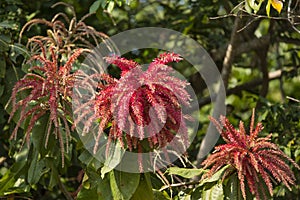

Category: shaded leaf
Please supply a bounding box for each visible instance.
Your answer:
[0,58,6,78]
[45,157,59,190]
[131,173,154,200]
[27,149,46,185]
[153,190,170,200]
[0,20,18,30]
[0,35,11,52]
[110,170,140,200]
[90,0,101,13]
[77,186,99,200]
[9,43,30,63]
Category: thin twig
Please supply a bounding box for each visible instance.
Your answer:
[286,96,300,103]
[57,174,73,200]
[159,181,200,191]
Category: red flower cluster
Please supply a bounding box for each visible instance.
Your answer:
[74,52,191,171]
[202,110,300,200]
[9,40,82,167]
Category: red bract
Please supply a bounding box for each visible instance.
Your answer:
[202,110,300,200]
[9,40,82,167]
[74,52,191,171]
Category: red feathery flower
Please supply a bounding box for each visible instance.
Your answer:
[202,109,300,200]
[9,40,82,167]
[74,52,191,171]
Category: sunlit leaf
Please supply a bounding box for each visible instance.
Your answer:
[107,1,115,14]
[202,181,224,200]
[246,0,263,13]
[200,165,230,186]
[167,167,204,179]
[271,0,283,13]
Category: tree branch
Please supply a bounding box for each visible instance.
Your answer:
[159,181,199,191]
[198,70,282,107]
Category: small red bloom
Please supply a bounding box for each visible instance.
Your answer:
[202,109,300,200]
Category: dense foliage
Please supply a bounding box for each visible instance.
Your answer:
[0,0,299,199]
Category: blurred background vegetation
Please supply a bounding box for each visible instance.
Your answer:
[0,0,299,199]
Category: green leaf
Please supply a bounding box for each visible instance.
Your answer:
[199,165,230,186]
[246,0,263,13]
[9,43,30,63]
[78,168,113,200]
[79,150,94,165]
[77,186,99,200]
[224,173,243,200]
[0,85,4,98]
[110,170,140,200]
[0,58,6,78]
[167,167,204,179]
[31,114,49,154]
[266,0,271,16]
[202,181,224,200]
[27,149,46,185]
[0,20,18,30]
[153,190,170,200]
[45,157,59,190]
[101,141,125,178]
[0,160,27,195]
[90,0,101,13]
[131,173,154,200]
[107,1,115,13]
[96,173,113,199]
[0,35,11,52]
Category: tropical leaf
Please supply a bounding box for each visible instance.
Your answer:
[167,167,204,179]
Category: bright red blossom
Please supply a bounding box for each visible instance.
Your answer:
[74,53,191,171]
[202,110,300,200]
